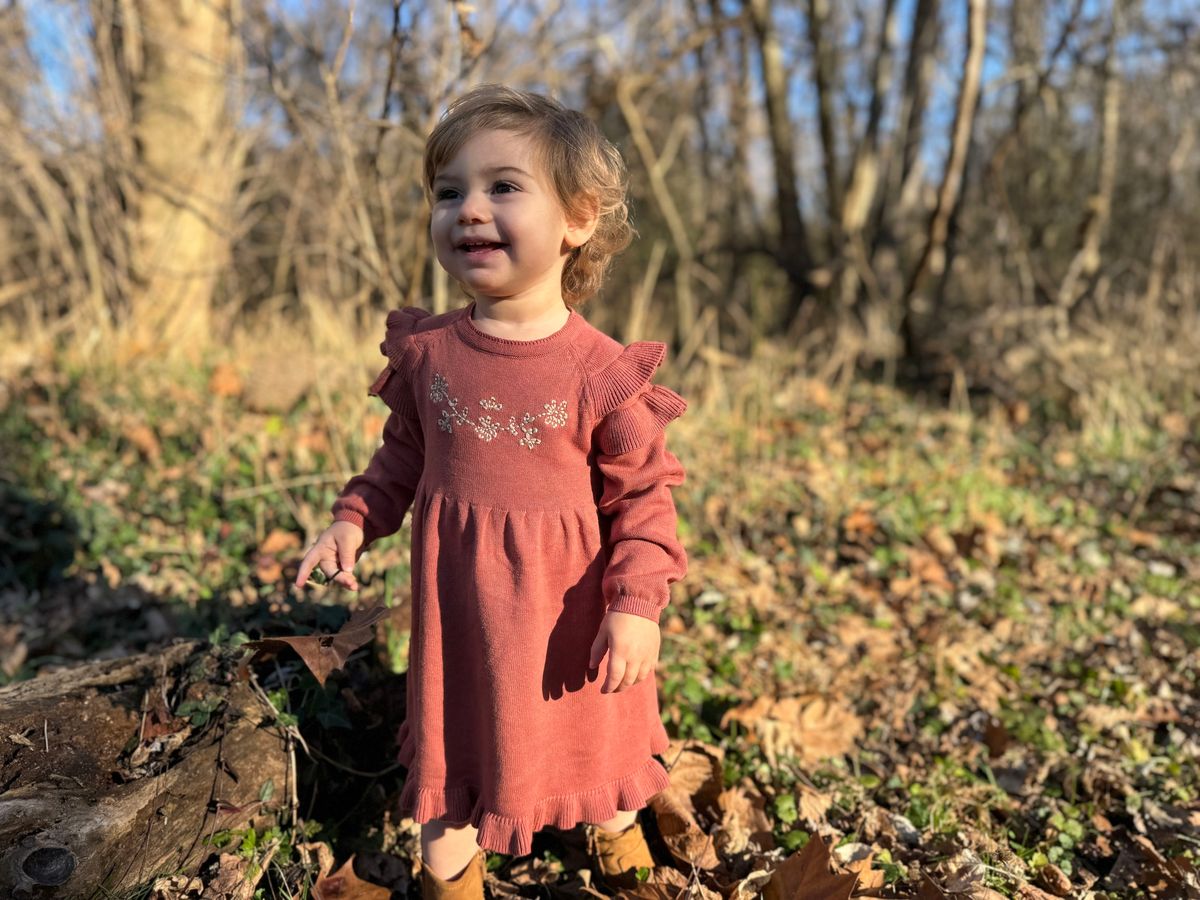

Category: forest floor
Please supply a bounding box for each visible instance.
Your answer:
[1,348,1198,899]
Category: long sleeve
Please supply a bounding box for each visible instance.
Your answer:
[332,409,425,549]
[588,339,689,624]
[330,305,431,550]
[595,423,687,623]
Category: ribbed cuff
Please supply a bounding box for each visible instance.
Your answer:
[332,509,366,530]
[332,509,373,546]
[605,594,664,623]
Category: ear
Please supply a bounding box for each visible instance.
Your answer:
[563,201,600,251]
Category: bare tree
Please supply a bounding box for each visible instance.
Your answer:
[1055,0,1124,334]
[92,0,244,362]
[899,0,989,364]
[744,0,816,332]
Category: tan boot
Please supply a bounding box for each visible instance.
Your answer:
[419,846,487,899]
[584,818,656,891]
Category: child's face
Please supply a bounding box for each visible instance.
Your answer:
[430,128,596,307]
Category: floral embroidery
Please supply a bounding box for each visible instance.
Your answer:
[542,400,568,428]
[428,372,568,449]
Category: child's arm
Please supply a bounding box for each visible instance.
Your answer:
[593,388,688,624]
[331,409,425,550]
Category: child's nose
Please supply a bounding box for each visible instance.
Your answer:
[457,190,490,223]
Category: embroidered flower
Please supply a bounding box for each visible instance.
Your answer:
[542,400,568,428]
[473,415,501,441]
[428,372,567,449]
[429,373,449,404]
[514,413,541,449]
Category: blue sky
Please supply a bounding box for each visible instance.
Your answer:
[21,0,1198,193]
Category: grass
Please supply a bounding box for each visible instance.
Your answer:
[1,332,1197,898]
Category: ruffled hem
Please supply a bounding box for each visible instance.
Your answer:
[367,306,432,416]
[586,341,669,420]
[394,722,672,856]
[596,383,687,455]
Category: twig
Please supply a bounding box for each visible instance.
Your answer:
[222,472,359,502]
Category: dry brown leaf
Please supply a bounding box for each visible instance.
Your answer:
[832,842,885,892]
[831,615,902,668]
[762,834,859,900]
[940,848,986,893]
[661,739,725,819]
[907,548,954,592]
[244,605,388,685]
[720,694,864,769]
[150,874,204,899]
[124,421,162,463]
[842,505,879,544]
[648,783,722,870]
[1032,862,1073,896]
[200,852,252,899]
[313,854,390,900]
[208,363,243,399]
[259,529,301,556]
[923,525,958,558]
[715,778,775,855]
[798,783,833,825]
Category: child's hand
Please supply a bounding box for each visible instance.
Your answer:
[295,521,363,591]
[588,611,661,694]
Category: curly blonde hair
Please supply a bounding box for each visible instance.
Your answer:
[423,84,634,306]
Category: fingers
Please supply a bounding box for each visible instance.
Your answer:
[589,631,609,672]
[601,656,657,694]
[294,539,359,591]
[294,547,319,588]
[335,544,359,591]
[601,655,626,694]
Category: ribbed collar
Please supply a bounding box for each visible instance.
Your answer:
[453,300,583,357]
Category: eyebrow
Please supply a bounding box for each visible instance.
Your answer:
[434,165,532,184]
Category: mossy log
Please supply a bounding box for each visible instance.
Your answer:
[0,641,290,898]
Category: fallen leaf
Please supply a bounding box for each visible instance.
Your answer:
[649,781,722,870]
[244,605,388,685]
[833,841,885,891]
[720,694,864,769]
[716,778,775,855]
[313,854,390,899]
[762,834,859,900]
[209,363,243,399]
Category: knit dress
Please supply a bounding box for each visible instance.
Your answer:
[330,300,689,856]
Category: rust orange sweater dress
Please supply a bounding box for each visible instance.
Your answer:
[329,301,689,856]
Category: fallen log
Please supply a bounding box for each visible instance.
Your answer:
[0,640,290,898]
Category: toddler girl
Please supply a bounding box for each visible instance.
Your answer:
[295,84,688,896]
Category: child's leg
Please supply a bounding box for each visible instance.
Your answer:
[588,809,638,833]
[421,818,483,880]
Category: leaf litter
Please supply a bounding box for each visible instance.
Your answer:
[2,367,1199,897]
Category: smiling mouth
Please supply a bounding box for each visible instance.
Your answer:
[458,241,507,253]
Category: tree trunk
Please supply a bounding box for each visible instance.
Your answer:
[838,0,898,332]
[899,0,988,367]
[97,0,241,363]
[0,642,289,897]
[744,0,816,332]
[806,0,844,258]
[1055,0,1123,334]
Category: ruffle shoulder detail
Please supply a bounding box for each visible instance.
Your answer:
[367,306,432,417]
[589,341,687,455]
